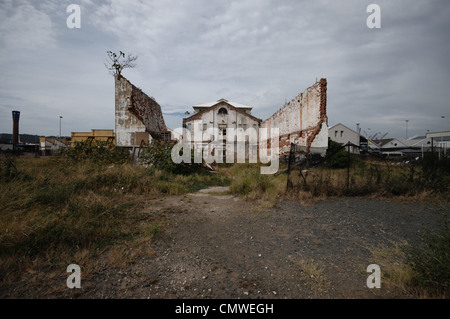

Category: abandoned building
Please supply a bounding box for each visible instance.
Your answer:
[260,78,328,156]
[112,75,328,163]
[179,79,328,161]
[182,99,262,160]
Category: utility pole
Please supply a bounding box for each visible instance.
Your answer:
[405,120,409,139]
[441,116,445,143]
[441,116,445,158]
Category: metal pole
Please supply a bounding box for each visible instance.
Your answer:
[441,116,445,157]
[405,120,409,139]
[286,143,294,190]
[347,142,350,189]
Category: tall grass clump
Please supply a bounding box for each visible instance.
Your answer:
[222,164,285,208]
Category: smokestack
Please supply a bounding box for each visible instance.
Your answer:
[12,110,20,145]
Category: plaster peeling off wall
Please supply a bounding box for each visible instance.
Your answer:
[115,75,167,146]
[260,78,328,156]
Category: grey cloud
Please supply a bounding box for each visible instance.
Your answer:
[0,0,449,137]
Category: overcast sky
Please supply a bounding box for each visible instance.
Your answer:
[1,0,449,139]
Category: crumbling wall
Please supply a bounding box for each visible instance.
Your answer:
[115,75,166,146]
[260,78,328,156]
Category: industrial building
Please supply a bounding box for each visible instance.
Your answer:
[71,129,116,144]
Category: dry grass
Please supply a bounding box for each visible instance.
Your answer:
[1,155,447,296]
[282,157,449,203]
[370,244,448,299]
[296,258,328,293]
[212,159,450,214]
[0,156,229,288]
[217,163,286,211]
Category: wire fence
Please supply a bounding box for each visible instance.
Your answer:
[283,142,449,196]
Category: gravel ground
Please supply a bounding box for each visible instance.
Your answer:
[2,188,448,299]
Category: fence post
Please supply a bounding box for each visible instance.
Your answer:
[346,142,350,189]
[286,143,294,189]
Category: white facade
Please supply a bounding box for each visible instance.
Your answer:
[183,99,261,161]
[328,123,362,153]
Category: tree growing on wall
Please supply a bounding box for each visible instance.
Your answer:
[105,50,138,76]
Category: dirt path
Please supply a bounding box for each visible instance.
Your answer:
[79,187,447,299]
[3,187,447,299]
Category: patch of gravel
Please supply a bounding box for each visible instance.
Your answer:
[2,189,448,299]
[86,194,448,299]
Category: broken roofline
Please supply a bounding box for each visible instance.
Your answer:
[115,75,167,140]
[260,78,328,154]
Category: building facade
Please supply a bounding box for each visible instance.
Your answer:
[328,123,364,154]
[183,99,262,161]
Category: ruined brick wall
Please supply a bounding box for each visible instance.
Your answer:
[115,75,166,146]
[260,78,328,156]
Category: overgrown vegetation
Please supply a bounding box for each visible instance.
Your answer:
[324,140,355,169]
[139,139,203,174]
[372,217,449,298]
[0,155,229,286]
[401,218,450,297]
[58,140,130,164]
[285,152,449,199]
[1,140,448,297]
[219,163,286,210]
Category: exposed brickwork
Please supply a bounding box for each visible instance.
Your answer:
[261,78,328,156]
[129,83,166,136]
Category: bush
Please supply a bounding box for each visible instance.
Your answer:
[324,140,351,169]
[58,140,130,164]
[419,153,450,192]
[139,138,203,174]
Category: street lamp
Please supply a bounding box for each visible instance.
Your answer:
[441,116,445,143]
[59,116,63,138]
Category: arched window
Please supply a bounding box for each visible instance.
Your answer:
[218,107,228,115]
